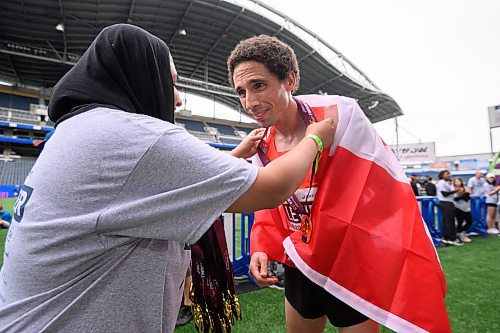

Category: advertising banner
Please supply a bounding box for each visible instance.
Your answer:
[390,142,436,162]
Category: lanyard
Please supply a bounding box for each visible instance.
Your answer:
[256,97,318,215]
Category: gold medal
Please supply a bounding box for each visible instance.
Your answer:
[300,215,313,243]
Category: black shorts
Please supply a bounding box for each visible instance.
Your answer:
[486,203,497,208]
[284,265,368,327]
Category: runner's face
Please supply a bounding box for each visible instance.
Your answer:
[170,62,182,110]
[233,61,295,128]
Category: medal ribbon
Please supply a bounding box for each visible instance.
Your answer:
[256,97,318,216]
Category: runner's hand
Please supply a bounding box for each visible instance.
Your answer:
[249,252,278,287]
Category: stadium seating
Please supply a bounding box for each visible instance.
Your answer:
[234,126,250,136]
[219,137,244,145]
[0,157,37,186]
[0,91,39,111]
[175,118,255,144]
[205,122,236,136]
[0,107,41,125]
[205,121,246,144]
[176,118,217,142]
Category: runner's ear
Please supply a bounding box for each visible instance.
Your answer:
[285,72,297,92]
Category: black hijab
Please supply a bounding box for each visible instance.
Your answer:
[48,24,174,125]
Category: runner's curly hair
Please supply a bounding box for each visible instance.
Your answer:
[227,35,300,92]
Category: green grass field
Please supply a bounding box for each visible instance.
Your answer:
[176,236,500,333]
[1,226,499,332]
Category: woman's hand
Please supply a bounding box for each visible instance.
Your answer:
[230,128,266,159]
[305,117,336,150]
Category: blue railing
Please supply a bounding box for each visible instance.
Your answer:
[468,196,488,236]
[417,195,487,247]
[231,213,254,277]
[418,196,442,247]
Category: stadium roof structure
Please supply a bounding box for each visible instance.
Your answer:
[0,0,403,123]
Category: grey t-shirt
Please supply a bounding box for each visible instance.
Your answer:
[0,108,258,333]
[467,177,485,196]
[483,183,499,204]
[453,192,471,212]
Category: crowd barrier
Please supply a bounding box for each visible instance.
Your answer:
[418,195,487,247]
[222,212,254,278]
[225,196,488,277]
[0,185,18,198]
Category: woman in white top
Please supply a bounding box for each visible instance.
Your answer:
[436,170,462,245]
[483,173,500,235]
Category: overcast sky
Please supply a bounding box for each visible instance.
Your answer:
[260,0,500,157]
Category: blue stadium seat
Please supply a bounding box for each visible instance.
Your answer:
[205,122,236,136]
[0,157,36,186]
[234,126,252,135]
[0,92,38,111]
[219,137,242,145]
[175,119,205,132]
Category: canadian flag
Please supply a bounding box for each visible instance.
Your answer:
[251,95,451,333]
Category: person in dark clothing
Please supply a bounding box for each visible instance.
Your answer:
[436,170,462,246]
[410,176,420,196]
[453,177,472,243]
[425,177,437,196]
[0,203,12,229]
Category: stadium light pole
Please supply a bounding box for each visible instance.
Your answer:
[395,116,399,160]
[488,106,500,153]
[490,129,494,154]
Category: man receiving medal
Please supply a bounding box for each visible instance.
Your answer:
[227,35,378,333]
[227,34,450,333]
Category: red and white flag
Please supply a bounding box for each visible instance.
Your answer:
[251,95,451,333]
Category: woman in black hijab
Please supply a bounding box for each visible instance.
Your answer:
[49,23,177,124]
[0,24,335,333]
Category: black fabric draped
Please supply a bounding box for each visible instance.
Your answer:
[48,24,174,125]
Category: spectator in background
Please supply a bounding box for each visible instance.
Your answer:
[425,176,437,196]
[467,170,485,196]
[483,173,500,235]
[13,186,20,198]
[453,178,472,243]
[410,175,421,196]
[437,170,462,246]
[0,203,12,229]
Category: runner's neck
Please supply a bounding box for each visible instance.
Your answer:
[273,99,307,151]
